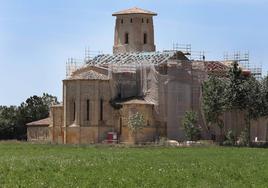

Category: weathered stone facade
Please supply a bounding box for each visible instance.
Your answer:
[27,7,268,144]
[113,7,156,54]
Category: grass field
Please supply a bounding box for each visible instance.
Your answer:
[0,142,268,188]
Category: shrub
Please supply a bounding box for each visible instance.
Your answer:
[182,111,201,141]
[223,130,236,146]
[128,112,145,144]
[237,128,249,146]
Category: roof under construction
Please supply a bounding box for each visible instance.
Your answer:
[87,51,188,65]
[112,7,157,16]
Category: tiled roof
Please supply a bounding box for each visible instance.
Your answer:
[68,70,109,80]
[113,7,157,16]
[116,99,154,105]
[205,61,229,72]
[26,118,50,127]
[192,61,229,72]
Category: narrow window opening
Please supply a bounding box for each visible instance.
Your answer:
[125,33,129,44]
[73,101,76,121]
[121,19,123,24]
[119,117,122,135]
[142,18,144,23]
[100,99,103,121]
[147,19,149,23]
[143,33,147,44]
[86,99,90,121]
[130,18,133,23]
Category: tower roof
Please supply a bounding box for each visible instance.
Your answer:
[112,7,157,16]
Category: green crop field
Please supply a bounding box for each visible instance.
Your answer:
[0,142,268,188]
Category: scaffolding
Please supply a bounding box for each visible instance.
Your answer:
[223,51,262,80]
[224,51,250,69]
[84,47,103,63]
[66,58,84,78]
[190,51,206,61]
[172,43,206,61]
[172,43,191,56]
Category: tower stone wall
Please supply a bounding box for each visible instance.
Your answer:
[113,9,157,54]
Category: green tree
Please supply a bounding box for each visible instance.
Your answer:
[240,76,263,144]
[0,106,18,139]
[227,61,246,108]
[260,76,268,116]
[128,112,145,144]
[0,93,58,140]
[226,62,264,145]
[202,75,227,141]
[16,93,59,139]
[182,111,201,141]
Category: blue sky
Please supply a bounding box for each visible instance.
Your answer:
[0,0,268,105]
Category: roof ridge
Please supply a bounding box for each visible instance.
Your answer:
[112,7,157,16]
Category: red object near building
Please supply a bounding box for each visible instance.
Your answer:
[107,132,118,143]
[242,70,251,77]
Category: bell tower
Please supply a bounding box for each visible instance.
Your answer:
[112,7,157,54]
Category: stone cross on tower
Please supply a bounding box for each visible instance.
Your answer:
[112,7,157,54]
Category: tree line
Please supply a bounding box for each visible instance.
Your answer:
[0,93,58,140]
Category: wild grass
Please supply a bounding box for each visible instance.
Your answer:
[0,142,268,187]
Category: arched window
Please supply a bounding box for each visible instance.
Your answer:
[143,33,147,44]
[125,33,129,44]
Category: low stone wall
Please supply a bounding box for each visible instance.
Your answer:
[48,125,164,144]
[120,127,165,144]
[27,127,50,142]
[50,126,116,144]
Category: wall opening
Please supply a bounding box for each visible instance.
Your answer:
[121,19,123,24]
[130,18,133,23]
[143,33,147,44]
[125,33,129,44]
[73,101,76,121]
[119,117,122,135]
[100,99,103,121]
[86,99,90,121]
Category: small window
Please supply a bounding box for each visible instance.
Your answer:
[143,33,147,44]
[73,101,76,121]
[100,99,103,121]
[86,99,90,121]
[130,18,133,23]
[147,19,149,23]
[125,33,129,44]
[121,19,123,24]
[142,18,144,23]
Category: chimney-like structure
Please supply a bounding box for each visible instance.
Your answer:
[112,7,157,54]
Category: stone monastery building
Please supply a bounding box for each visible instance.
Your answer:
[27,7,268,144]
